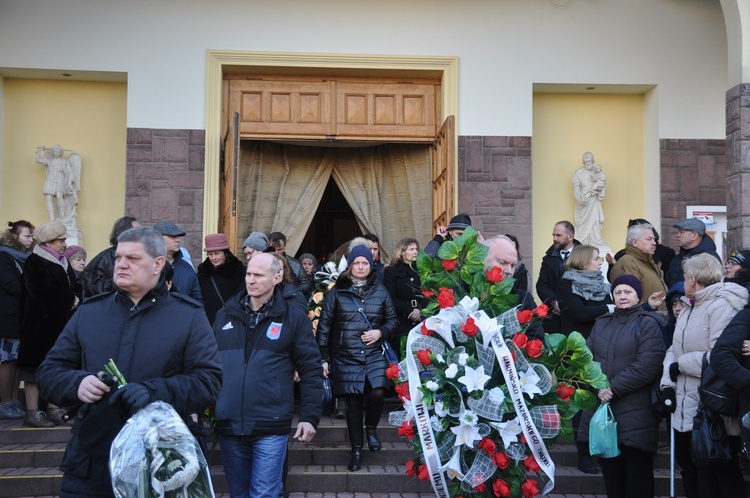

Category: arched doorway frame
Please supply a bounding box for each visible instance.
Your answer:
[203,50,459,238]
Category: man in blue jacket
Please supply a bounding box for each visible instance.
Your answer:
[37,226,222,498]
[213,252,323,498]
[154,220,204,304]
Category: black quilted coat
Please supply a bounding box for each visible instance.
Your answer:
[317,271,398,397]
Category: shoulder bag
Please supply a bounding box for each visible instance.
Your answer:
[349,296,398,364]
[699,353,739,417]
[691,403,732,469]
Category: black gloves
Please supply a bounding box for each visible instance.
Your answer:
[108,383,151,415]
[652,387,677,418]
[669,362,680,382]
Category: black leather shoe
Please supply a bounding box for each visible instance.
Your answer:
[578,455,599,474]
[348,448,362,471]
[366,427,381,452]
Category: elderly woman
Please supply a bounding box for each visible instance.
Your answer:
[0,220,35,419]
[383,238,426,358]
[197,233,246,325]
[578,275,666,497]
[316,245,398,471]
[299,252,318,295]
[19,220,78,427]
[63,245,87,300]
[660,253,748,498]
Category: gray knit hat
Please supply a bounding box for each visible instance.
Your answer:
[243,231,269,251]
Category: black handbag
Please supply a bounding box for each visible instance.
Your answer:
[349,296,398,364]
[691,404,732,469]
[699,353,739,417]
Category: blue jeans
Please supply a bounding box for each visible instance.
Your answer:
[220,434,288,498]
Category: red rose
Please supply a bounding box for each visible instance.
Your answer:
[437,287,455,308]
[418,464,429,481]
[493,451,509,469]
[520,434,527,444]
[386,363,400,380]
[399,421,415,440]
[555,383,575,402]
[421,322,435,336]
[422,288,435,298]
[512,333,528,349]
[461,317,479,337]
[517,309,533,324]
[525,339,544,358]
[534,303,549,317]
[523,455,541,473]
[543,410,561,430]
[486,266,505,284]
[442,259,457,271]
[477,437,496,455]
[395,382,410,400]
[417,348,432,366]
[473,482,487,493]
[493,478,511,497]
[521,479,540,498]
[405,460,418,476]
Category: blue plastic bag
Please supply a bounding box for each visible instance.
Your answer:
[589,403,620,458]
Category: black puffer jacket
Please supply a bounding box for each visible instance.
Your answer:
[197,252,246,324]
[710,308,750,432]
[383,262,427,345]
[665,235,721,287]
[577,305,666,452]
[82,246,116,299]
[317,271,398,396]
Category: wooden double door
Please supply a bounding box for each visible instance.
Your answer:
[219,74,454,253]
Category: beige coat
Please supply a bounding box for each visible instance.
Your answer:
[610,245,668,311]
[660,282,748,434]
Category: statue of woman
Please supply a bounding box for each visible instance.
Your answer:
[572,151,606,247]
[36,145,81,223]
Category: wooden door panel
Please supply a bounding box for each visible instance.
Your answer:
[230,80,334,138]
[432,116,455,231]
[335,82,437,139]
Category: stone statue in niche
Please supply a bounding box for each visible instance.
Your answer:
[36,144,81,226]
[572,151,606,247]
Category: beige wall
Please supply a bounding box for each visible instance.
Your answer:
[532,93,646,271]
[1,79,127,256]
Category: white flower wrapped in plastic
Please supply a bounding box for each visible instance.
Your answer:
[110,401,214,498]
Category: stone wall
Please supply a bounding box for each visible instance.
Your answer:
[660,138,726,252]
[726,84,750,253]
[125,128,205,259]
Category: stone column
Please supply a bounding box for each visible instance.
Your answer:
[726,84,750,252]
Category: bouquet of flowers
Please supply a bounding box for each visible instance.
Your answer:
[110,401,215,498]
[388,228,608,497]
[308,258,348,334]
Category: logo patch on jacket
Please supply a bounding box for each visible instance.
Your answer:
[266,322,283,340]
[222,322,234,330]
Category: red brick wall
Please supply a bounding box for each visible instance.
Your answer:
[125,128,205,259]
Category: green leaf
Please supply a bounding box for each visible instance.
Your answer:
[460,266,474,285]
[464,242,488,271]
[437,240,460,260]
[417,250,433,274]
[572,389,598,410]
[545,333,568,357]
[567,331,588,352]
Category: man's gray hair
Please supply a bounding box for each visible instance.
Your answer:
[682,253,723,286]
[118,226,167,259]
[625,223,653,247]
[268,253,283,276]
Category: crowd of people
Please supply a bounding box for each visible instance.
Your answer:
[2,211,750,497]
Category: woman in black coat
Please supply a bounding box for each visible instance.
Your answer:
[19,220,78,427]
[196,233,246,324]
[0,220,35,420]
[383,238,426,357]
[317,245,398,471]
[557,245,613,338]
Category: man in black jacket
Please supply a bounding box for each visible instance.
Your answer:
[213,252,323,498]
[37,226,222,498]
[536,221,578,333]
[665,218,721,287]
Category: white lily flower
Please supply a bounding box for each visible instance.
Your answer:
[434,400,448,417]
[458,295,480,315]
[445,363,459,379]
[491,417,523,448]
[458,352,469,366]
[430,414,445,433]
[424,316,456,349]
[439,447,465,479]
[435,353,445,364]
[457,365,490,393]
[425,380,439,391]
[519,367,542,398]
[472,311,503,342]
[451,410,482,447]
